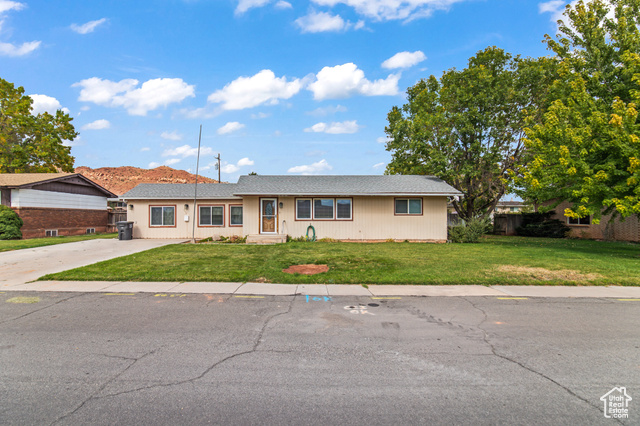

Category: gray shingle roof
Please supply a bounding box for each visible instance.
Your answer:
[122,176,461,199]
[122,183,241,200]
[234,175,461,196]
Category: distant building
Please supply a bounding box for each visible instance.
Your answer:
[494,200,528,214]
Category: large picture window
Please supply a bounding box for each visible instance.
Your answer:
[314,199,335,219]
[150,206,175,226]
[199,205,224,226]
[395,198,422,215]
[296,198,353,221]
[230,205,243,226]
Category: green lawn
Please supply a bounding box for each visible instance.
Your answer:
[41,236,640,286]
[0,233,117,253]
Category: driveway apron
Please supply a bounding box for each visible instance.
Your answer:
[0,239,185,289]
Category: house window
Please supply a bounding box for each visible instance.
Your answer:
[150,206,176,227]
[314,199,334,219]
[568,216,591,225]
[296,199,312,220]
[45,230,58,237]
[336,199,352,220]
[199,205,224,226]
[297,198,353,221]
[395,198,422,215]
[230,205,243,226]
[86,228,95,234]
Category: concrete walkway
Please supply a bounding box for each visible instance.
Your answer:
[3,280,640,298]
[0,238,187,289]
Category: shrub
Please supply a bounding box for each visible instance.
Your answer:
[219,235,247,244]
[287,235,309,243]
[516,211,569,238]
[0,205,23,240]
[448,217,491,243]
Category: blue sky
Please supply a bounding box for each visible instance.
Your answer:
[1,0,572,182]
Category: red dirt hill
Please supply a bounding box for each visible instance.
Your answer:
[75,166,219,196]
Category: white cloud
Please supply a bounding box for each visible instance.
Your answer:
[0,40,40,56]
[140,147,150,152]
[307,104,347,116]
[382,50,426,69]
[275,1,292,9]
[221,163,240,173]
[288,159,333,175]
[0,1,24,13]
[160,131,183,141]
[304,120,359,134]
[235,0,270,15]
[208,70,302,110]
[82,119,111,130]
[308,63,399,100]
[237,157,254,166]
[73,77,195,116]
[373,162,385,169]
[29,94,66,115]
[251,112,271,119]
[376,136,391,144]
[162,144,215,158]
[217,121,245,135]
[311,0,465,22]
[148,162,161,168]
[0,1,40,56]
[165,158,181,166]
[219,157,255,174]
[296,11,347,33]
[70,18,107,34]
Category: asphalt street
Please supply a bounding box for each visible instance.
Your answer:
[0,292,638,425]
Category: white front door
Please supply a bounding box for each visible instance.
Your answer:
[260,198,277,234]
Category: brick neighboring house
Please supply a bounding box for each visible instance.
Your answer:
[550,200,640,242]
[0,173,116,239]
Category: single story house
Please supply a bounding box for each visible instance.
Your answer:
[550,200,639,242]
[0,173,117,239]
[122,175,461,242]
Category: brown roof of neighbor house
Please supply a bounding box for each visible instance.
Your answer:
[0,173,116,197]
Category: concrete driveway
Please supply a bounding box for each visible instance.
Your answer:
[0,239,186,289]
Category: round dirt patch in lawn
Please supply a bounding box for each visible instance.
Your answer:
[282,264,329,275]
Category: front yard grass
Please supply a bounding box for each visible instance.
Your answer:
[41,236,640,286]
[0,233,117,253]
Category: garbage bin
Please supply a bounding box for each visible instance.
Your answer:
[116,221,133,240]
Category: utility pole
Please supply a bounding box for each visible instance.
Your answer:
[214,153,221,182]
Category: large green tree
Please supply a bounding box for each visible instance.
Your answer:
[385,47,552,220]
[518,0,640,221]
[0,78,76,173]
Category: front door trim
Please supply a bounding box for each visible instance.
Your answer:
[259,197,278,234]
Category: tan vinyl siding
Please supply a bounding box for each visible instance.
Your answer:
[243,195,448,241]
[127,199,244,239]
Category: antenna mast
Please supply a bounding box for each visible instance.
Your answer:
[191,124,202,243]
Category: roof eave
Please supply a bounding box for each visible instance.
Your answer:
[232,192,461,197]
